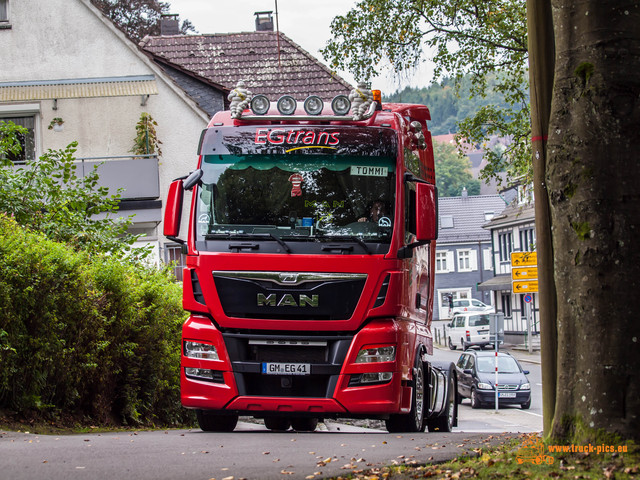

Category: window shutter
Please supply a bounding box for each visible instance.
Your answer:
[469,250,478,271]
[446,251,455,272]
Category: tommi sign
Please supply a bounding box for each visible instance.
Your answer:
[511,252,539,293]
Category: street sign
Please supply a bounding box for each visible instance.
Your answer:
[513,280,539,293]
[523,294,532,303]
[511,251,537,267]
[512,266,539,280]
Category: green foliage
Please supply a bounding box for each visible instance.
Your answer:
[322,0,531,186]
[0,122,147,258]
[433,141,481,196]
[131,112,162,156]
[90,0,195,43]
[0,215,189,426]
[0,120,29,163]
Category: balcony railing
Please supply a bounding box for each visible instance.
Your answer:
[76,154,159,200]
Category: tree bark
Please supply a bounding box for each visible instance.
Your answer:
[547,0,640,441]
[526,0,557,437]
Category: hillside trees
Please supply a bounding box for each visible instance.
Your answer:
[322,0,530,186]
[433,141,480,197]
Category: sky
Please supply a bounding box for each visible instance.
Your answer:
[165,0,434,95]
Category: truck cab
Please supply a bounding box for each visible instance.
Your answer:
[164,87,457,433]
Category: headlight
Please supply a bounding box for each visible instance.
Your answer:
[331,95,351,115]
[477,382,493,390]
[520,383,531,390]
[355,346,396,363]
[303,95,324,115]
[250,94,270,115]
[184,341,219,360]
[276,95,297,115]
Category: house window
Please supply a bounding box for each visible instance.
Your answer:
[484,211,494,221]
[457,249,477,272]
[501,293,512,317]
[440,215,454,228]
[0,115,36,163]
[436,251,448,273]
[499,231,513,262]
[165,244,186,281]
[0,0,9,24]
[520,227,536,252]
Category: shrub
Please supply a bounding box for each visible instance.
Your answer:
[0,215,190,426]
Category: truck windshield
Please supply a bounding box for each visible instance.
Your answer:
[196,154,396,243]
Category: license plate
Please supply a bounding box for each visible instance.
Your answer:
[478,330,489,334]
[499,392,517,398]
[262,362,311,375]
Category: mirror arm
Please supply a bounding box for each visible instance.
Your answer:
[397,240,430,259]
[403,171,430,185]
[166,235,185,245]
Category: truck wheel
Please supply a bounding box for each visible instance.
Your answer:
[291,417,318,432]
[427,372,455,432]
[385,360,425,433]
[264,417,291,431]
[196,410,238,432]
[448,337,457,350]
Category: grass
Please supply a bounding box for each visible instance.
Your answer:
[326,433,640,480]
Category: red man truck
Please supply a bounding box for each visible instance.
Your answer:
[163,87,457,433]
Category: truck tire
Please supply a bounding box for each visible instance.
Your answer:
[291,417,318,432]
[427,369,455,432]
[264,417,291,431]
[385,359,425,433]
[196,410,238,432]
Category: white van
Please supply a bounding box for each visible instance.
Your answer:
[446,312,493,351]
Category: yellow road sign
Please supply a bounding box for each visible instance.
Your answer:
[512,266,539,280]
[512,280,539,293]
[511,251,537,267]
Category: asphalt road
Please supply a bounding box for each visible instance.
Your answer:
[0,426,518,480]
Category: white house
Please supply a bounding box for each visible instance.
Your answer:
[0,0,213,268]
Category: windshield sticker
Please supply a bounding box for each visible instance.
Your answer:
[198,213,210,224]
[288,173,304,196]
[351,166,389,177]
[255,128,340,150]
[378,217,392,227]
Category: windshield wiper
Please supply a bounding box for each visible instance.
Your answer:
[316,234,371,255]
[205,232,291,253]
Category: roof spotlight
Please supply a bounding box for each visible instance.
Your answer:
[276,95,297,115]
[303,95,324,115]
[331,95,351,116]
[250,94,270,115]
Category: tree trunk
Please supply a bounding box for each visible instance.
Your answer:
[547,0,640,441]
[526,0,557,437]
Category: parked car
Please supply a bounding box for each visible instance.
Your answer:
[451,298,494,316]
[446,312,495,350]
[455,350,531,409]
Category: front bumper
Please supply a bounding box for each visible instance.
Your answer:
[476,389,530,405]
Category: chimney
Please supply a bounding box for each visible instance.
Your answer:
[461,187,468,199]
[160,14,180,36]
[254,11,274,31]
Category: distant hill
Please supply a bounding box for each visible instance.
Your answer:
[383,75,516,136]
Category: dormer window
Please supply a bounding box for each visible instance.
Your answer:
[440,215,454,228]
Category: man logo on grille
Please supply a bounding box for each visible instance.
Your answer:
[257,293,319,307]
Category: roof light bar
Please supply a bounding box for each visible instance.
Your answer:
[303,95,324,115]
[331,95,351,116]
[250,94,270,115]
[276,95,297,115]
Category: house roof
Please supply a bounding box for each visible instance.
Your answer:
[483,201,535,229]
[437,194,509,244]
[139,31,353,101]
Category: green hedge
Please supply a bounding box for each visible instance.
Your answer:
[0,214,190,426]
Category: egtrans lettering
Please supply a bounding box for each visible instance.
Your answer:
[163,85,456,433]
[254,128,340,146]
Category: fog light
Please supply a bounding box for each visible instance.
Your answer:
[361,372,393,383]
[303,95,324,115]
[331,95,351,115]
[250,94,270,115]
[277,95,297,115]
[184,341,219,360]
[355,346,396,363]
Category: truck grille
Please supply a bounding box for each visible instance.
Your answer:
[213,271,366,320]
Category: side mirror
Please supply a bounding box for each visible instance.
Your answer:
[523,370,530,375]
[163,178,184,242]
[415,182,437,241]
[463,369,473,375]
[183,168,203,191]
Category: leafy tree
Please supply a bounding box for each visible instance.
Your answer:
[0,121,146,258]
[131,112,162,156]
[433,141,480,196]
[322,0,530,187]
[530,0,640,443]
[91,0,195,43]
